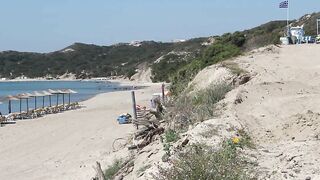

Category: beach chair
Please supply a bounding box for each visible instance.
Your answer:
[69,102,80,110]
[136,105,153,121]
[5,113,18,121]
[44,107,52,114]
[20,112,29,119]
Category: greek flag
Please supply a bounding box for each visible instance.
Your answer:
[279,0,288,8]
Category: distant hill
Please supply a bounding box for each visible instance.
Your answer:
[0,39,206,80]
[0,12,319,81]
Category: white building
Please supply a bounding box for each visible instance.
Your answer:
[290,25,305,44]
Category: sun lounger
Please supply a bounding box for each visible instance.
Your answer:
[136,106,153,121]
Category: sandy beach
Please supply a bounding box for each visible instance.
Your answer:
[0,82,160,180]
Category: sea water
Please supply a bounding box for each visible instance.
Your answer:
[0,80,127,115]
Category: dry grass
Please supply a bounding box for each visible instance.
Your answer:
[104,159,124,180]
[166,82,232,129]
[221,61,247,76]
[155,140,256,180]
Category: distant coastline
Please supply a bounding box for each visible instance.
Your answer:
[0,77,125,83]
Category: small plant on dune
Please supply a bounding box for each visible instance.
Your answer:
[137,164,152,176]
[237,129,255,149]
[162,129,179,157]
[104,159,124,180]
[156,139,256,180]
[221,61,248,76]
[192,83,232,120]
[166,82,233,129]
[164,129,179,143]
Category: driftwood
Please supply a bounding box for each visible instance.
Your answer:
[92,161,106,180]
[134,127,153,139]
[113,159,134,179]
[132,119,158,129]
[128,127,165,150]
[127,101,165,150]
[112,138,129,152]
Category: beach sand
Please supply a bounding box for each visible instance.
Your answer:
[0,82,161,180]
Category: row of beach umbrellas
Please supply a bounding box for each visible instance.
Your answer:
[1,89,77,114]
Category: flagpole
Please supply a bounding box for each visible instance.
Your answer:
[287,0,290,36]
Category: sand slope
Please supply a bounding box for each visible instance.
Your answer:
[234,45,320,179]
[0,83,160,180]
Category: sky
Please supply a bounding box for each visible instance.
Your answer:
[0,0,319,52]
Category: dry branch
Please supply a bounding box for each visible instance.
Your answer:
[92,161,106,180]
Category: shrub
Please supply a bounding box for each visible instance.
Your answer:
[170,42,240,95]
[137,164,152,175]
[167,83,232,129]
[126,68,136,79]
[221,61,247,76]
[151,57,188,82]
[156,142,255,180]
[202,43,241,66]
[193,83,232,121]
[164,129,179,143]
[104,159,124,180]
[237,129,255,149]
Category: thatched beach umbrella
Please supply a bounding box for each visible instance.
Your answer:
[56,90,66,106]
[62,89,78,104]
[48,89,59,106]
[24,93,33,112]
[33,91,46,108]
[7,95,19,114]
[42,91,53,107]
[15,94,29,113]
[31,91,45,110]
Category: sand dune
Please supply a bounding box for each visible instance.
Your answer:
[234,44,320,179]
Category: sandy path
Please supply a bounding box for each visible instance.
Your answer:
[0,83,160,180]
[234,45,320,179]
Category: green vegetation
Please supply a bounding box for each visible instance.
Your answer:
[241,21,288,49]
[104,159,124,180]
[157,141,255,180]
[162,129,179,157]
[164,129,179,143]
[222,61,247,76]
[0,13,318,85]
[137,164,152,175]
[166,83,232,129]
[169,35,242,95]
[292,12,320,36]
[0,39,205,79]
[151,54,189,83]
[237,129,255,149]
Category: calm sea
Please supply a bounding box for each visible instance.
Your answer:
[0,80,127,115]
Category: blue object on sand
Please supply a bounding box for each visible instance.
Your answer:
[117,114,132,124]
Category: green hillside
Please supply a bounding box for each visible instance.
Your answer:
[0,39,205,79]
[0,12,318,82]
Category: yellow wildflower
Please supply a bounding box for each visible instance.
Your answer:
[232,137,240,144]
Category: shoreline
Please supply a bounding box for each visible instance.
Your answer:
[0,80,139,115]
[0,82,161,180]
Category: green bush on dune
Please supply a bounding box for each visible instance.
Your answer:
[170,42,241,95]
[156,142,255,180]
